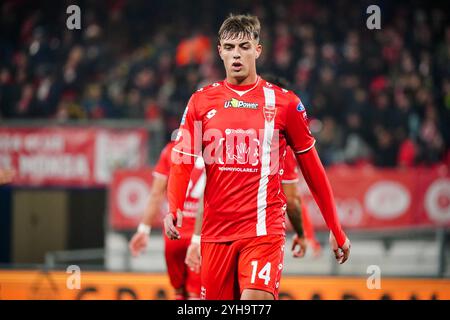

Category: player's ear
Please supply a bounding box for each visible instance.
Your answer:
[217,44,224,60]
[255,44,262,59]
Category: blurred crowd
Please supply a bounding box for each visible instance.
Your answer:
[0,0,449,167]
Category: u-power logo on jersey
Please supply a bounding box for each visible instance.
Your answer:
[224,98,258,110]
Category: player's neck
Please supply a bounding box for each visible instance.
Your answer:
[225,74,259,89]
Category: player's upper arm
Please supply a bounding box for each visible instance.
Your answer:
[153,144,173,179]
[151,175,168,196]
[173,94,202,159]
[284,94,316,154]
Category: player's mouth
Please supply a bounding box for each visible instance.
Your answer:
[231,62,243,71]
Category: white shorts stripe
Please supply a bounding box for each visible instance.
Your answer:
[256,87,276,236]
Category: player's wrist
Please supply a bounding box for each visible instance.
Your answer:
[137,223,151,236]
[336,230,347,248]
[191,234,201,245]
[296,229,305,239]
[330,229,347,248]
[166,211,176,222]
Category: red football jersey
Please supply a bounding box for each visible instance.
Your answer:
[281,146,300,184]
[173,77,315,242]
[154,141,206,237]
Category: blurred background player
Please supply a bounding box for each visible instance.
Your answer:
[128,140,206,300]
[165,14,350,300]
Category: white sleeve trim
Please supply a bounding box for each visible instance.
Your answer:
[294,139,316,154]
[152,172,168,179]
[282,179,299,184]
[172,148,200,158]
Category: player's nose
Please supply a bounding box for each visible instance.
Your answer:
[232,48,241,58]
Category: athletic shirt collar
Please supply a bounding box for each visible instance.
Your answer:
[224,76,260,97]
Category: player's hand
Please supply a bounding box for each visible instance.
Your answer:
[291,234,307,258]
[185,243,201,273]
[129,232,149,257]
[0,168,15,185]
[329,231,351,264]
[164,213,180,240]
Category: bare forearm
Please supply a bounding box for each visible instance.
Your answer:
[141,190,166,226]
[283,183,304,237]
[194,208,203,236]
[193,195,204,236]
[286,202,304,238]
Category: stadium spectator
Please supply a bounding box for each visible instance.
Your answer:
[0,0,448,167]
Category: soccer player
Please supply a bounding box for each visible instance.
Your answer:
[165,14,350,300]
[128,141,205,300]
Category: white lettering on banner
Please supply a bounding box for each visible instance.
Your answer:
[19,155,89,179]
[0,134,22,151]
[365,181,410,219]
[425,178,450,223]
[24,134,65,152]
[95,132,144,183]
[0,133,65,152]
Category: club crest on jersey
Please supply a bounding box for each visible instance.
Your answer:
[224,98,258,110]
[263,105,277,122]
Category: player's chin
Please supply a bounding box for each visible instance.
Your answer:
[230,69,248,80]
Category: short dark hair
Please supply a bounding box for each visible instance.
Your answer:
[218,14,261,42]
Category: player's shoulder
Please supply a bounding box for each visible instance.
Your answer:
[192,80,225,98]
[260,78,298,100]
[260,78,302,110]
[159,140,175,157]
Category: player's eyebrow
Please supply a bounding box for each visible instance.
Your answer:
[222,41,251,48]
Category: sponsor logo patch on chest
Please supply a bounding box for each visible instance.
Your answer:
[224,98,258,109]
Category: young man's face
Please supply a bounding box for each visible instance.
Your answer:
[218,35,262,83]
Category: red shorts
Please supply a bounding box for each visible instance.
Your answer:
[164,236,201,297]
[200,235,286,300]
